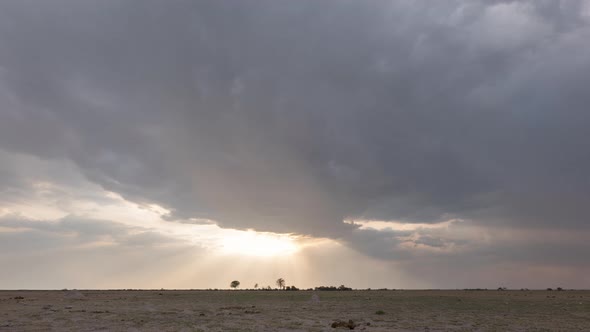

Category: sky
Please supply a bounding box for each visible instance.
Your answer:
[1,0,589,289]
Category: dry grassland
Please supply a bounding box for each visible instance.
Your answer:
[1,290,589,331]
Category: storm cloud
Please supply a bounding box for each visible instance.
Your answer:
[1,0,589,276]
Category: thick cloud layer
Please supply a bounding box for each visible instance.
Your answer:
[1,0,589,246]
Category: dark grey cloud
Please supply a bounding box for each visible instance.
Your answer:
[1,0,589,263]
[343,220,590,266]
[0,215,188,251]
[0,214,208,289]
[338,220,590,288]
[0,149,120,211]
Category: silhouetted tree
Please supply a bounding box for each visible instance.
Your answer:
[230,280,240,289]
[254,283,258,289]
[276,278,285,290]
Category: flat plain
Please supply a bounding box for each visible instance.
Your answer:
[1,290,589,331]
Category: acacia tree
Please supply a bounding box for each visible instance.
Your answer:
[276,278,285,290]
[230,280,240,289]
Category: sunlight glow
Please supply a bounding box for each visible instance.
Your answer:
[220,231,299,257]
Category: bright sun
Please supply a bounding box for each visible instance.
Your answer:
[220,231,299,257]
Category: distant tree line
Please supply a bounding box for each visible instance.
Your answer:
[460,287,568,291]
[314,285,353,291]
[225,278,356,291]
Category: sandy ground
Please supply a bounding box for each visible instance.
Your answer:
[1,290,589,331]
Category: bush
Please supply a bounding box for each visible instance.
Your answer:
[375,310,385,315]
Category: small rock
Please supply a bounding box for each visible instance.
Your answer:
[331,319,358,329]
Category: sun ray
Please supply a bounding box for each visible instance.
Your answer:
[219,231,299,257]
